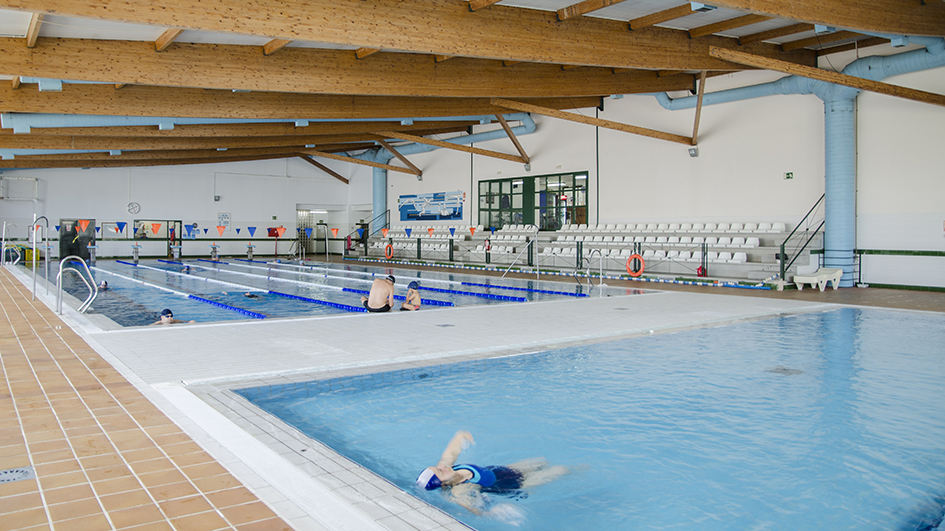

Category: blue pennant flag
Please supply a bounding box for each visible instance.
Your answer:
[95,227,101,233]
[357,228,364,238]
[248,226,257,237]
[235,228,240,234]
[449,227,456,237]
[405,228,412,237]
[203,228,209,234]
[133,227,139,235]
[55,225,61,232]
[305,228,313,238]
[490,227,496,234]
[116,222,126,233]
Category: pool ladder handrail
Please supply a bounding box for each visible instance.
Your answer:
[501,225,542,281]
[31,216,51,300]
[57,256,98,314]
[584,248,606,293]
[2,242,22,266]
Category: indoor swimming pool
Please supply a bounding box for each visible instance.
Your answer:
[38,259,624,327]
[236,307,945,531]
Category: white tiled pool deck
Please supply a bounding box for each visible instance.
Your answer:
[9,264,839,530]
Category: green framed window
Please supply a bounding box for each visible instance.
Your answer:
[478,171,587,231]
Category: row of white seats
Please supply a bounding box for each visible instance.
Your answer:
[558,222,785,233]
[540,247,748,263]
[371,242,450,251]
[494,224,538,233]
[554,235,760,248]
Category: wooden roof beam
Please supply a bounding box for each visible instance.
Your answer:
[374,131,526,163]
[629,3,696,31]
[263,39,292,56]
[815,37,889,56]
[4,121,479,138]
[492,98,693,145]
[708,46,945,107]
[691,70,706,146]
[782,31,864,52]
[154,28,183,52]
[298,148,422,176]
[299,156,349,184]
[689,14,772,39]
[557,0,627,21]
[375,139,423,177]
[468,0,503,11]
[11,76,20,89]
[494,114,530,164]
[356,47,380,59]
[739,23,813,46]
[25,13,42,48]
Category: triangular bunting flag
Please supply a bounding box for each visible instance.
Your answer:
[184,225,194,238]
[248,227,257,237]
[357,229,364,238]
[405,228,412,237]
[428,228,434,236]
[55,225,61,232]
[95,227,101,233]
[276,227,286,237]
[133,227,139,235]
[151,223,162,234]
[381,228,389,238]
[78,220,91,232]
[216,226,226,237]
[116,222,127,233]
[235,228,241,234]
[449,228,456,237]
[305,228,313,238]
[490,227,496,235]
[331,228,339,237]
[203,228,209,234]
[114,227,121,234]
[470,227,476,236]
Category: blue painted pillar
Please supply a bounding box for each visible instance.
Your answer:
[373,167,388,229]
[823,99,856,287]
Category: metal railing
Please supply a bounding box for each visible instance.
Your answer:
[57,256,98,314]
[31,216,50,299]
[779,193,826,281]
[502,226,541,280]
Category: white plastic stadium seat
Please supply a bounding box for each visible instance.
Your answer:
[730,252,747,263]
[717,237,731,247]
[743,237,760,248]
[770,222,786,233]
[729,223,743,233]
[704,237,718,246]
[730,237,745,247]
[703,223,717,232]
[756,222,771,232]
[680,223,692,232]
[715,252,731,262]
[668,223,680,231]
[716,223,730,232]
[743,223,757,232]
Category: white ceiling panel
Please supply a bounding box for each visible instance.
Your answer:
[0,9,32,38]
[175,30,270,46]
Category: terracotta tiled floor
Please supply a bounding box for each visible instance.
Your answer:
[0,268,292,531]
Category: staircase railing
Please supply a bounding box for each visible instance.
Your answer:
[344,210,390,257]
[779,193,826,281]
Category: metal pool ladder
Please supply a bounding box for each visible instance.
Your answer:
[57,256,98,314]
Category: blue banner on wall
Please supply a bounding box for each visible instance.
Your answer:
[398,190,464,221]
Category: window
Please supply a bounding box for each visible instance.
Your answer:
[478,172,587,231]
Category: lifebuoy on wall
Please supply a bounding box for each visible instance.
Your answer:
[385,244,394,260]
[626,253,645,277]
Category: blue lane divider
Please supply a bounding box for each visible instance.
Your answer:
[116,260,139,267]
[158,259,183,264]
[269,291,366,313]
[460,281,588,297]
[416,286,527,302]
[235,258,272,264]
[197,258,229,265]
[187,295,267,319]
[341,288,454,307]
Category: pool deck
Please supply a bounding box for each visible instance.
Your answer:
[3,262,944,531]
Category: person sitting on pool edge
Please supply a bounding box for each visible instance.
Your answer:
[150,308,195,325]
[361,275,396,312]
[400,281,421,311]
[416,430,570,519]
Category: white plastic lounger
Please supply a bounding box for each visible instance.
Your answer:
[794,268,843,291]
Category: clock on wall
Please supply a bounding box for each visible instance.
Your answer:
[127,202,141,214]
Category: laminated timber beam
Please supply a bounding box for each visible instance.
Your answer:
[0,84,604,119]
[0,132,411,151]
[373,131,526,163]
[297,149,422,176]
[0,0,816,71]
[0,121,480,138]
[0,38,765,98]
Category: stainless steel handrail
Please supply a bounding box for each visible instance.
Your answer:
[1,221,17,266]
[501,226,542,280]
[57,256,98,314]
[3,243,22,266]
[31,216,50,300]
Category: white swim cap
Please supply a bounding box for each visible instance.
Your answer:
[416,468,441,490]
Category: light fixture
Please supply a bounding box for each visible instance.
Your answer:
[512,180,524,185]
[690,2,717,13]
[688,146,699,158]
[524,163,532,172]
[547,182,563,188]
[309,209,328,214]
[575,175,587,180]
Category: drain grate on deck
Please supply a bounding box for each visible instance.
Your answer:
[0,467,36,484]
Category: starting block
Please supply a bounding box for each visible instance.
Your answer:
[794,268,843,291]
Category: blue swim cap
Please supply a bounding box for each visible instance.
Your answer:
[161,309,173,317]
[408,281,419,290]
[416,468,442,490]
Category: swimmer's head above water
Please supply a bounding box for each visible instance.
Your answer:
[416,467,443,490]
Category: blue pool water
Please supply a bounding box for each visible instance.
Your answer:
[236,308,945,531]
[39,259,616,326]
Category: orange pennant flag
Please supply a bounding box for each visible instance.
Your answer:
[276,227,286,237]
[381,228,389,238]
[469,227,476,237]
[78,219,90,232]
[151,223,162,234]
[428,228,434,236]
[114,227,121,234]
[331,228,339,237]
[216,226,225,236]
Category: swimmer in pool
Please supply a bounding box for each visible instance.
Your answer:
[98,280,108,291]
[361,275,395,312]
[150,308,195,325]
[400,281,421,311]
[243,292,260,299]
[416,431,570,519]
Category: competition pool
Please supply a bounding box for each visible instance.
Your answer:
[236,307,945,531]
[38,259,629,327]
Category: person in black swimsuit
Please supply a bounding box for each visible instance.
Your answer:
[361,275,395,312]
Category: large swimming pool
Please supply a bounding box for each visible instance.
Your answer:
[40,259,614,327]
[236,307,945,530]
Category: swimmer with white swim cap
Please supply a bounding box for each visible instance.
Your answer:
[361,275,396,312]
[416,431,570,518]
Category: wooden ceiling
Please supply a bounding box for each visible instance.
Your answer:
[0,0,942,173]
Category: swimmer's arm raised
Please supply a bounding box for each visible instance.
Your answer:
[436,430,474,470]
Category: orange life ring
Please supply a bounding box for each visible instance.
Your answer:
[385,244,394,260]
[626,254,645,277]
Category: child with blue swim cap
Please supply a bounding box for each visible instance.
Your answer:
[401,280,421,311]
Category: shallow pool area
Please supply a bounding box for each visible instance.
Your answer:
[235,307,945,531]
